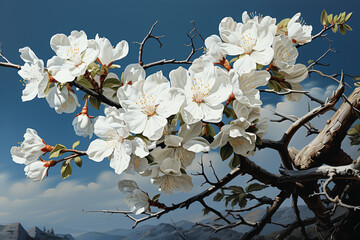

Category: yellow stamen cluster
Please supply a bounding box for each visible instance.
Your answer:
[191,77,211,104]
[136,93,158,116]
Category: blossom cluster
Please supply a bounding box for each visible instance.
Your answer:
[11,11,312,214]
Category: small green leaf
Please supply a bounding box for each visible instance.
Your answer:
[238,193,247,208]
[228,186,245,194]
[103,78,121,88]
[268,80,282,92]
[344,24,352,31]
[229,154,241,169]
[207,124,215,138]
[220,142,233,161]
[339,24,346,35]
[82,94,89,101]
[89,96,101,110]
[276,18,290,35]
[245,183,269,193]
[332,24,338,33]
[61,161,72,180]
[320,9,328,26]
[345,12,353,22]
[152,193,161,201]
[77,75,93,89]
[49,144,66,158]
[202,207,210,216]
[327,14,333,24]
[75,157,82,168]
[213,192,224,202]
[256,64,263,70]
[72,141,80,149]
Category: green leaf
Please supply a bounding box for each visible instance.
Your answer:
[72,141,80,149]
[207,124,215,137]
[229,154,241,169]
[88,62,100,71]
[103,78,121,88]
[348,124,360,136]
[345,12,353,22]
[332,24,338,33]
[344,24,352,31]
[238,193,247,208]
[61,160,72,180]
[202,207,210,216]
[282,81,292,90]
[245,183,269,193]
[213,192,224,202]
[82,94,89,101]
[220,142,233,161]
[231,197,238,208]
[320,9,328,26]
[77,75,93,89]
[89,96,101,110]
[49,144,66,158]
[268,79,282,92]
[339,24,346,35]
[74,157,82,168]
[327,14,333,24]
[256,64,263,70]
[228,186,245,194]
[152,193,161,201]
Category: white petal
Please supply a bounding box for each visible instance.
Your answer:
[87,139,114,162]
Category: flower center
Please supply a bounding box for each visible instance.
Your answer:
[191,77,210,104]
[136,94,158,116]
[238,32,256,54]
[162,175,176,192]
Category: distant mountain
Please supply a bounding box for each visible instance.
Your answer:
[0,205,316,240]
[0,223,74,240]
[74,205,315,240]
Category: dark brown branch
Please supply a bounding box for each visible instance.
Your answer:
[135,20,165,66]
[199,199,231,224]
[292,193,309,240]
[242,190,290,240]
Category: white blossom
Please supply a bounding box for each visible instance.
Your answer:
[87,107,132,175]
[46,85,80,114]
[72,113,94,138]
[118,180,150,215]
[229,69,270,107]
[48,30,99,83]
[211,117,257,157]
[272,35,308,101]
[118,71,184,141]
[219,16,275,73]
[18,47,49,102]
[10,128,48,164]
[126,189,150,215]
[170,59,232,125]
[24,161,49,182]
[150,166,193,195]
[151,121,209,173]
[287,13,312,45]
[95,34,129,66]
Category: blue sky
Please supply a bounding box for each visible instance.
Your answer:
[0,0,360,235]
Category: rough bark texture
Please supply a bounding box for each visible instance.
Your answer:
[293,87,360,169]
